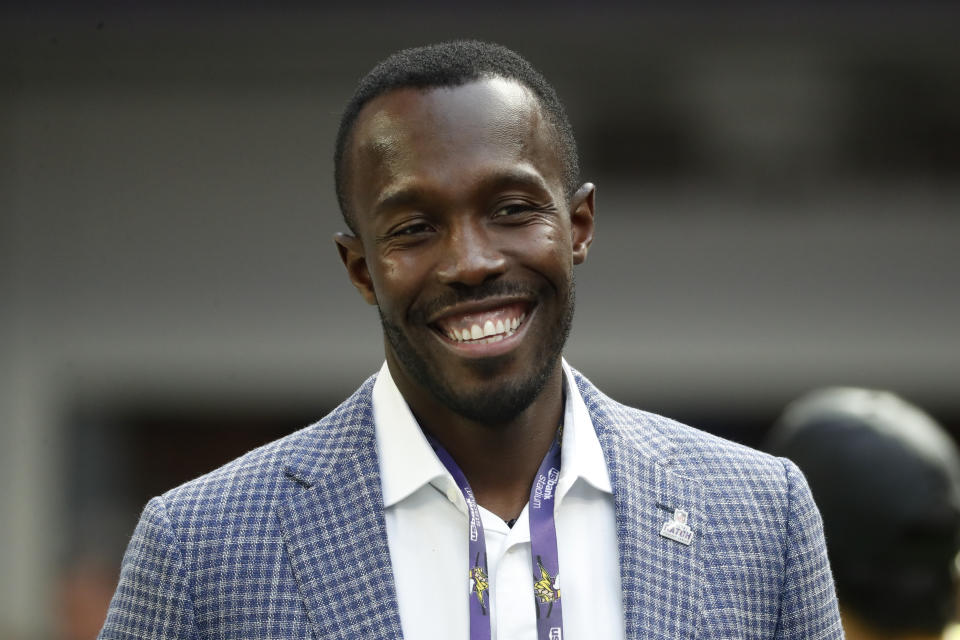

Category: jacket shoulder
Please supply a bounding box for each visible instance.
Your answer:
[157,375,377,528]
[573,368,794,501]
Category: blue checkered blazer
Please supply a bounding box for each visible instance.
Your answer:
[100,369,843,639]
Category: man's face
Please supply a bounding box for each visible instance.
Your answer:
[338,77,594,424]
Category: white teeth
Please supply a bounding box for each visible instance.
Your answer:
[442,312,528,343]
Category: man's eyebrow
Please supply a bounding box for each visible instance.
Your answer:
[372,185,432,217]
[476,167,552,195]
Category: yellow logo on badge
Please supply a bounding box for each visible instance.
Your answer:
[533,556,561,605]
[469,553,489,614]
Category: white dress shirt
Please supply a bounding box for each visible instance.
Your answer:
[372,359,626,640]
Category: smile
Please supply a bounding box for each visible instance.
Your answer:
[442,312,526,343]
[430,301,531,346]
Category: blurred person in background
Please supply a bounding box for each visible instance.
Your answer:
[766,387,960,640]
[99,41,842,639]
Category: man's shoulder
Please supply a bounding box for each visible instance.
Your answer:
[157,374,378,524]
[572,368,793,493]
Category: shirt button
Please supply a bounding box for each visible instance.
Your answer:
[446,487,460,504]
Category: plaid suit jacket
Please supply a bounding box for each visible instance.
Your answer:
[100,369,843,639]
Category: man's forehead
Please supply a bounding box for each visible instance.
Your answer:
[351,78,550,162]
[361,77,538,131]
[338,78,567,227]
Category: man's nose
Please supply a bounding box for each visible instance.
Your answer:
[435,220,507,287]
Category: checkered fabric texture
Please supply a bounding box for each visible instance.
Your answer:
[100,369,843,639]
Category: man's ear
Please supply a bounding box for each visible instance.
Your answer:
[334,232,378,306]
[570,182,596,265]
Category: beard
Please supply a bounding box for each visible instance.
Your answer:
[379,275,575,425]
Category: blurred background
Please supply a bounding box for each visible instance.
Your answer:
[2,2,959,638]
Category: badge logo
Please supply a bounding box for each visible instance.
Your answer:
[659,508,694,546]
[469,552,489,614]
[533,555,561,618]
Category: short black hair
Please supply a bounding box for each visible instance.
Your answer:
[333,40,580,231]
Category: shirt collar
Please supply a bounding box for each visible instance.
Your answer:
[558,358,614,499]
[372,359,613,510]
[372,361,448,508]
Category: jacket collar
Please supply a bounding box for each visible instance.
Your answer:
[278,375,405,640]
[574,370,704,640]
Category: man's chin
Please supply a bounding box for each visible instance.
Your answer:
[433,373,552,426]
[455,350,518,378]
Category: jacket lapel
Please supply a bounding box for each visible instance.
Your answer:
[576,372,704,640]
[277,379,404,640]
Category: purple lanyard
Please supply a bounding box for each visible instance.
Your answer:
[427,429,564,640]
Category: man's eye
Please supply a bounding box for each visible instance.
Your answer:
[494,204,531,217]
[393,223,432,236]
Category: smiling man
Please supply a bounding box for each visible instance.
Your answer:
[100,41,843,640]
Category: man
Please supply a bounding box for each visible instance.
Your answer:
[100,41,842,639]
[766,388,960,640]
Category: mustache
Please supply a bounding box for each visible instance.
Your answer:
[409,280,541,324]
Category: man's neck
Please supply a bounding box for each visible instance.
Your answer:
[391,363,566,522]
